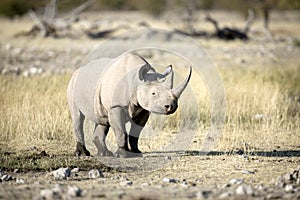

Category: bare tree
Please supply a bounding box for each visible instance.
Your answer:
[24,0,96,37]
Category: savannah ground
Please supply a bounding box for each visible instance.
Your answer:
[0,10,300,199]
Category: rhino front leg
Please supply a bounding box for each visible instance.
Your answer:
[93,124,113,157]
[109,107,133,158]
[129,109,150,154]
[71,109,90,157]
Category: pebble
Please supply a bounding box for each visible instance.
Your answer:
[165,156,172,160]
[163,177,177,183]
[241,169,255,174]
[16,178,25,184]
[197,190,212,199]
[88,169,104,179]
[71,167,80,173]
[52,184,63,194]
[67,185,82,197]
[236,184,254,195]
[1,174,14,181]
[275,166,300,188]
[219,190,233,199]
[119,181,133,186]
[255,184,265,191]
[285,184,294,192]
[40,189,56,199]
[51,167,71,180]
[229,178,243,185]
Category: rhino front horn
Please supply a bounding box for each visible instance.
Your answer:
[172,66,192,98]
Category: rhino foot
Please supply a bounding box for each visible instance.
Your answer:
[114,148,142,158]
[74,142,91,157]
[130,148,142,154]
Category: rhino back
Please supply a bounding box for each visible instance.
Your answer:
[73,58,112,123]
[100,53,150,110]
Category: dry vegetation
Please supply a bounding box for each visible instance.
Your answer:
[0,60,299,155]
[0,8,299,200]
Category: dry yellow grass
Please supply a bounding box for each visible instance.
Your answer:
[0,61,299,155]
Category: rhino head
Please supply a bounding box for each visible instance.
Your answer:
[137,65,192,115]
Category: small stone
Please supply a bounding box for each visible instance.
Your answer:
[285,184,294,192]
[241,169,255,174]
[219,191,233,199]
[16,178,25,184]
[52,184,63,194]
[13,169,19,173]
[71,168,80,173]
[236,184,254,195]
[255,184,265,191]
[40,189,55,199]
[165,156,172,160]
[119,181,133,186]
[1,174,13,181]
[229,178,243,185]
[68,185,82,197]
[88,169,104,179]
[141,183,149,187]
[276,176,285,187]
[52,167,71,180]
[283,173,292,182]
[197,190,212,199]
[163,177,177,183]
[221,183,230,188]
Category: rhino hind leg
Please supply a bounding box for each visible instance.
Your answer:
[93,124,113,157]
[70,107,90,157]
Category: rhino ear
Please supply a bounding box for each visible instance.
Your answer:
[162,65,174,89]
[139,65,150,81]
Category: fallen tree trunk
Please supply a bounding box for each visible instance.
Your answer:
[205,9,255,40]
[19,0,96,38]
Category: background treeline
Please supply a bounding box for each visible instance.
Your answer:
[0,0,299,18]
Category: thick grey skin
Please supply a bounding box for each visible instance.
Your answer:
[67,53,191,158]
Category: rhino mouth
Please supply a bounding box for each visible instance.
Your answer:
[150,104,178,115]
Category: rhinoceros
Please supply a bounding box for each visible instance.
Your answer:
[67,52,191,158]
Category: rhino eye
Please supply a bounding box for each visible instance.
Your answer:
[152,92,156,96]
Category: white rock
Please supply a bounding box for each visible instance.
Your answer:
[71,168,80,173]
[285,184,294,192]
[229,179,243,185]
[52,184,63,194]
[119,181,133,186]
[1,174,13,181]
[52,167,71,180]
[16,178,25,184]
[163,177,177,183]
[40,189,55,199]
[219,190,233,199]
[165,156,172,160]
[88,169,103,179]
[197,190,212,199]
[236,184,254,195]
[241,169,255,174]
[67,185,82,197]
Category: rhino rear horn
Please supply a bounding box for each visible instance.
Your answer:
[162,65,173,89]
[172,66,192,98]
